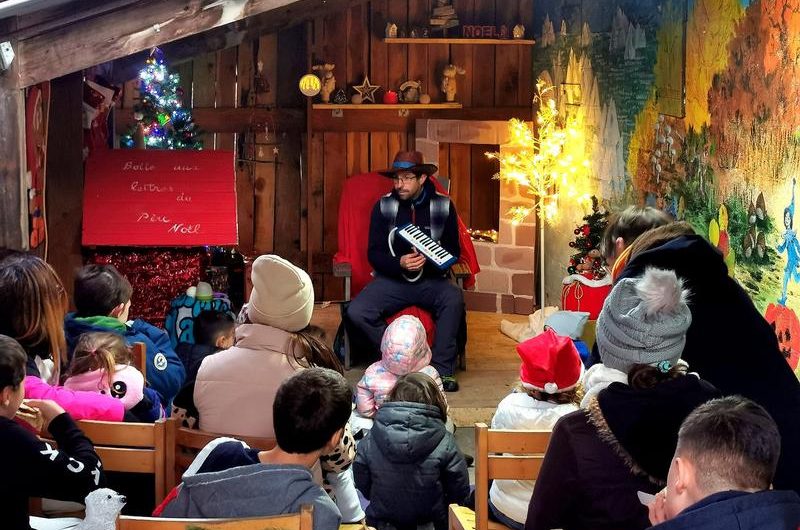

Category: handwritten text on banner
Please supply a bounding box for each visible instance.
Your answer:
[82,150,238,246]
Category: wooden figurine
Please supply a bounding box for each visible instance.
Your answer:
[441,64,466,102]
[311,63,336,103]
[399,80,422,103]
[513,24,526,39]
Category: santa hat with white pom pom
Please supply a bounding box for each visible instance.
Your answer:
[516,328,583,393]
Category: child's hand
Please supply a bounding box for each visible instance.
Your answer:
[646,488,669,525]
[23,399,65,432]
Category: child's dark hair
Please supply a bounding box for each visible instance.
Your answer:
[193,310,235,347]
[677,396,780,491]
[74,264,133,317]
[387,372,448,420]
[0,335,27,390]
[273,367,352,453]
[628,362,687,390]
[67,332,132,388]
[289,325,344,375]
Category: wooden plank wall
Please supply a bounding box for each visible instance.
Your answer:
[309,0,533,299]
[113,0,532,301]
[116,26,307,267]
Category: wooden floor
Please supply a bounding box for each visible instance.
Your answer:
[310,303,527,426]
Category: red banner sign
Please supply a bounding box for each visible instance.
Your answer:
[82,149,237,246]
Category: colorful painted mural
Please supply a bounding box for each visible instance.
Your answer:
[533,0,800,376]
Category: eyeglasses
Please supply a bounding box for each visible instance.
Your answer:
[392,174,419,184]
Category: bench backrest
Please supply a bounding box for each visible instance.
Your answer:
[117,504,313,530]
[474,422,551,530]
[78,418,167,503]
[164,418,276,491]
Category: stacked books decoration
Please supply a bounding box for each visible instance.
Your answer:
[430,0,458,31]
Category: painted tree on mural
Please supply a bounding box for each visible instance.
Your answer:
[709,0,800,180]
[627,0,686,202]
[684,0,744,130]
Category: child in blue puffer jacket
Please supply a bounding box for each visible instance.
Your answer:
[63,264,185,405]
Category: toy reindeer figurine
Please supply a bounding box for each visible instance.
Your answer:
[312,63,336,103]
[441,64,466,102]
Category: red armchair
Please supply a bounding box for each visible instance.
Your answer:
[332,171,479,369]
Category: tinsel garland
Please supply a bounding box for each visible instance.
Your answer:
[86,248,207,328]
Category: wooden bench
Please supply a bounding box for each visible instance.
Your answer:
[32,418,168,517]
[449,423,551,530]
[164,418,276,491]
[78,418,168,503]
[117,504,313,530]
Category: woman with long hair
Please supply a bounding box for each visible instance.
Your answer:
[602,213,800,494]
[0,252,123,421]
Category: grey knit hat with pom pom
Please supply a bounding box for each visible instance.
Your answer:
[596,267,691,374]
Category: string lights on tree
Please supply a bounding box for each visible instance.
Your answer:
[487,78,593,306]
[122,48,202,150]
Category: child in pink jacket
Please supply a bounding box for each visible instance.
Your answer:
[356,315,444,418]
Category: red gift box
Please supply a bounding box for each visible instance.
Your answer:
[561,273,612,320]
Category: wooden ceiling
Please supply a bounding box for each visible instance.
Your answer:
[0,0,366,88]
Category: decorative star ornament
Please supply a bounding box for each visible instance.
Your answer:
[353,75,379,103]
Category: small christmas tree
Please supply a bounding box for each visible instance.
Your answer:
[568,196,609,279]
[122,49,202,149]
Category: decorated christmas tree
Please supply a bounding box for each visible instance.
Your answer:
[121,49,202,149]
[567,196,609,279]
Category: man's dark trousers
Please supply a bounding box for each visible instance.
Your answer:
[347,275,464,377]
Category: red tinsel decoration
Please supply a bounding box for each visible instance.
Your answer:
[86,248,207,328]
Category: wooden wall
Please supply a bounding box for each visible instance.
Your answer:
[116,25,307,264]
[109,0,533,301]
[308,0,533,299]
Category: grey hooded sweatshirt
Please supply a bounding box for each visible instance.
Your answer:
[161,438,341,530]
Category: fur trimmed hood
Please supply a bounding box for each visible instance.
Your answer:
[586,374,720,485]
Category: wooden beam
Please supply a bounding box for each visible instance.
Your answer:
[115,107,305,134]
[8,1,141,41]
[111,0,361,85]
[309,106,533,132]
[45,72,84,303]
[15,0,360,88]
[0,24,26,249]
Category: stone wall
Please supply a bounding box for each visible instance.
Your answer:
[465,178,535,314]
[416,119,537,314]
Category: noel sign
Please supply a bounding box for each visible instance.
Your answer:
[82,150,237,246]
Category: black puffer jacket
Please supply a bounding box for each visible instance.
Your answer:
[354,402,469,530]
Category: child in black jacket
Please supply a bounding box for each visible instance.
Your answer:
[0,334,104,530]
[354,372,469,530]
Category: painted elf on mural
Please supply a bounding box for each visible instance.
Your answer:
[778,178,800,306]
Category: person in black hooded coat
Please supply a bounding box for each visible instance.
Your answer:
[615,224,800,494]
[354,373,469,530]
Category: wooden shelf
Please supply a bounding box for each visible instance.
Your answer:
[312,103,463,110]
[384,38,535,45]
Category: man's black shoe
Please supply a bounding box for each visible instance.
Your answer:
[442,375,459,392]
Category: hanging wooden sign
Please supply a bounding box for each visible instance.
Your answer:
[82,149,237,246]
